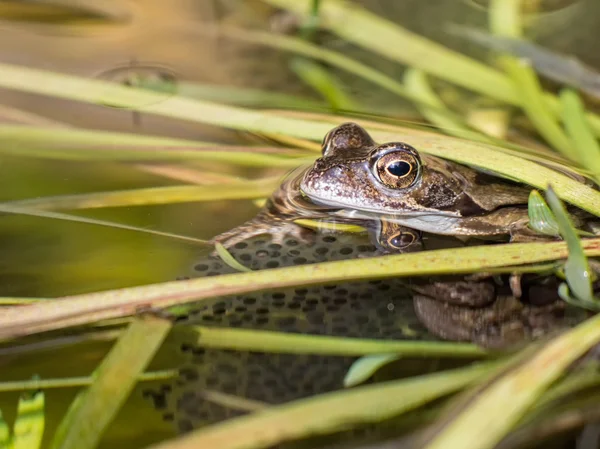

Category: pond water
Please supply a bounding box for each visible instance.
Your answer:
[0,1,599,448]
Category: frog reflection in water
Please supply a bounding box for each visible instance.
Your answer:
[369,220,578,346]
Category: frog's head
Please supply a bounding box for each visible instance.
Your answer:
[301,122,461,216]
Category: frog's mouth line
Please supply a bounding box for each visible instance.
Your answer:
[315,204,465,236]
[299,187,461,219]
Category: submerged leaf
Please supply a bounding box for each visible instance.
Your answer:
[215,243,252,272]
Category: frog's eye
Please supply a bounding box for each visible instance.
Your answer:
[387,231,417,249]
[373,147,420,189]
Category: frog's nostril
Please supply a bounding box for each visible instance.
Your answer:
[313,159,327,171]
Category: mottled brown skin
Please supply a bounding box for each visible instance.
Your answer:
[413,293,570,348]
[301,122,542,238]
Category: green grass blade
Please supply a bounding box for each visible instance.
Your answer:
[193,327,487,357]
[448,26,600,101]
[560,89,600,184]
[11,391,45,449]
[0,126,306,167]
[147,362,499,449]
[344,354,402,387]
[0,62,335,140]
[527,190,559,236]
[421,312,600,449]
[178,82,326,110]
[0,409,8,449]
[214,243,252,272]
[403,68,494,143]
[2,238,600,341]
[290,58,358,111]
[489,0,572,156]
[2,179,279,210]
[0,204,208,245]
[545,186,597,308]
[0,371,177,393]
[50,315,172,449]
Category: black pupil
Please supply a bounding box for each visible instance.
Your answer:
[387,161,411,177]
[390,233,414,248]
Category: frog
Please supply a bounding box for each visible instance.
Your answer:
[299,122,589,240]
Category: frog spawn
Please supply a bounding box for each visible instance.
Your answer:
[145,230,432,434]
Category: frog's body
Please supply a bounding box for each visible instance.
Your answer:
[299,122,587,239]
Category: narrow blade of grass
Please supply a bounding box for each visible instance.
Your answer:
[147,362,499,449]
[50,315,172,449]
[197,391,267,412]
[177,82,326,110]
[214,243,252,272]
[0,126,305,167]
[193,327,487,357]
[560,89,600,184]
[0,204,208,245]
[290,58,358,111]
[344,354,402,387]
[527,190,559,236]
[489,0,572,157]
[1,238,600,341]
[2,179,279,210]
[0,410,8,449]
[546,186,598,308]
[403,68,495,144]
[11,391,45,449]
[0,371,177,393]
[421,312,600,449]
[448,25,600,100]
